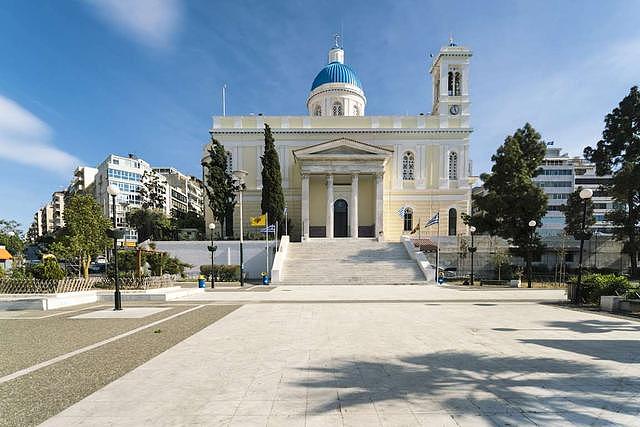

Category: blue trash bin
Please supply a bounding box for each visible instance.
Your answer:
[262,275,270,286]
[198,275,206,288]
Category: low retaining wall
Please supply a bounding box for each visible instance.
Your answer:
[271,236,289,283]
[401,236,436,283]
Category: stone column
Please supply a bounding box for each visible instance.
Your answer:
[301,174,310,240]
[375,172,384,240]
[350,173,359,238]
[326,174,334,238]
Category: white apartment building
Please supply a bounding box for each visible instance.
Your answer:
[153,167,205,216]
[68,166,98,195]
[535,146,614,236]
[95,154,152,242]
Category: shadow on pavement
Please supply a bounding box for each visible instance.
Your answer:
[297,351,640,424]
[521,339,640,364]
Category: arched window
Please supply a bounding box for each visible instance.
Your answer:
[332,102,343,116]
[447,71,454,96]
[313,104,322,116]
[225,150,233,174]
[403,207,413,232]
[353,105,360,116]
[454,72,462,96]
[448,152,458,180]
[402,152,415,180]
[448,208,457,236]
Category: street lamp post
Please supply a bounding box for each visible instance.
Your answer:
[527,220,537,289]
[469,226,477,286]
[233,170,248,287]
[575,188,593,304]
[208,223,216,288]
[106,184,122,310]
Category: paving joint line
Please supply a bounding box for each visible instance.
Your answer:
[0,304,205,385]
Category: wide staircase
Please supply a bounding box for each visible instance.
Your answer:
[279,239,428,285]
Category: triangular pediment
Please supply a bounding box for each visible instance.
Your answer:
[294,138,393,158]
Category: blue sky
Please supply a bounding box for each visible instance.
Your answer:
[1,0,639,230]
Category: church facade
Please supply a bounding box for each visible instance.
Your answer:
[204,40,474,242]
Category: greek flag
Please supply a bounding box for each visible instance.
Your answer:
[425,212,439,228]
[260,224,276,233]
[397,206,408,218]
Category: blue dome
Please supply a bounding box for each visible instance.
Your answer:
[311,62,363,91]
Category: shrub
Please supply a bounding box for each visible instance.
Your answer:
[30,259,66,280]
[572,273,630,304]
[200,264,240,282]
[0,266,4,278]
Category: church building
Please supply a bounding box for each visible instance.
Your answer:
[204,39,474,242]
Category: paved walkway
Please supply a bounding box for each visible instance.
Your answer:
[41,288,640,426]
[177,284,567,303]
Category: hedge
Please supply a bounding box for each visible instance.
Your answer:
[200,264,240,282]
[572,273,630,304]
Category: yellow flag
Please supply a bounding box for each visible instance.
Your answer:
[250,214,266,227]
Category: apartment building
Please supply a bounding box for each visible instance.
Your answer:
[68,166,98,195]
[534,146,615,236]
[94,154,153,243]
[153,167,205,216]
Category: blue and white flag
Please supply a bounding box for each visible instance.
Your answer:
[397,206,408,218]
[425,212,439,228]
[260,224,276,233]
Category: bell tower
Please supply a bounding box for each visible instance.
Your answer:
[429,38,472,125]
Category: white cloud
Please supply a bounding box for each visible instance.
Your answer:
[86,0,182,49]
[0,95,81,175]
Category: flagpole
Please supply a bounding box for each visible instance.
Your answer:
[435,213,440,282]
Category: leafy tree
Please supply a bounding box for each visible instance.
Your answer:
[261,124,285,230]
[171,210,205,232]
[466,124,548,284]
[584,86,640,277]
[51,194,111,279]
[0,219,24,256]
[126,208,172,242]
[202,137,238,238]
[561,187,595,240]
[139,171,166,210]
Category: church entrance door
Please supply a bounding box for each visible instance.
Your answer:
[334,199,348,237]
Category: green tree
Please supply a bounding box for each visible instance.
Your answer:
[260,124,285,230]
[126,208,172,242]
[52,194,112,279]
[561,187,595,240]
[139,171,167,210]
[202,137,237,238]
[584,86,640,277]
[171,210,205,233]
[0,219,24,256]
[467,123,548,282]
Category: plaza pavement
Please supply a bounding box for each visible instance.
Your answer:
[41,285,640,426]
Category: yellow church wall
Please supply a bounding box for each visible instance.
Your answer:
[382,195,469,242]
[358,175,375,226]
[309,176,326,227]
[241,146,257,189]
[288,150,301,189]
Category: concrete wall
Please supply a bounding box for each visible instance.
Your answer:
[154,240,276,279]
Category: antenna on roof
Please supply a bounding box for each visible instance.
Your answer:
[222,84,227,117]
[449,33,456,46]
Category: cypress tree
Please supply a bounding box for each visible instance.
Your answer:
[261,124,285,229]
[202,137,236,238]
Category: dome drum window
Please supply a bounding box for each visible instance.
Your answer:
[332,102,343,116]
